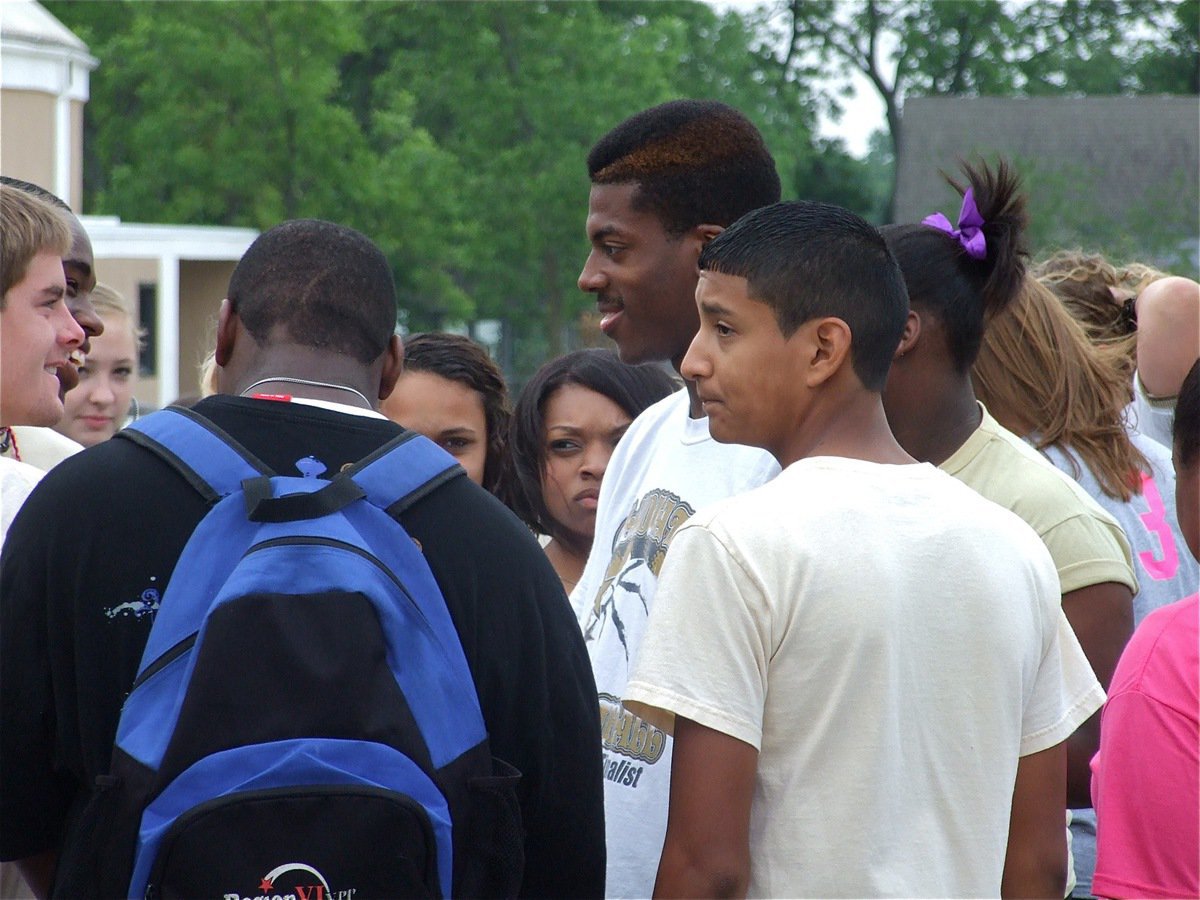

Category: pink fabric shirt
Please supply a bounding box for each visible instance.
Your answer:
[1092,593,1199,899]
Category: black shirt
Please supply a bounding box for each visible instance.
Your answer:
[0,396,605,897]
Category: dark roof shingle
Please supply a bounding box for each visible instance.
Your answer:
[894,96,1199,251]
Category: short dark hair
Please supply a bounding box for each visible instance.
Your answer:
[587,100,781,235]
[880,159,1028,373]
[402,332,511,496]
[506,349,678,537]
[227,219,396,364]
[0,176,70,211]
[698,201,908,391]
[1176,359,1200,469]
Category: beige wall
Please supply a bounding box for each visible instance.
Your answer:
[93,258,157,316]
[88,258,237,408]
[86,259,238,409]
[178,260,235,400]
[2,90,55,190]
[91,258,158,407]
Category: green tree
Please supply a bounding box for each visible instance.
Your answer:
[360,1,830,365]
[776,2,1021,164]
[50,1,367,224]
[43,0,863,377]
[1018,0,1195,94]
[44,0,475,319]
[1135,0,1200,92]
[358,1,682,360]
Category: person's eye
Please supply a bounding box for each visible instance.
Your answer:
[65,279,79,298]
[113,366,133,381]
[715,322,734,337]
[442,437,471,453]
[548,439,581,454]
[601,244,624,258]
[77,365,92,379]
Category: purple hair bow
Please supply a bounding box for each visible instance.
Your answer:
[922,188,987,260]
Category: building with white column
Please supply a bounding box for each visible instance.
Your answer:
[2,0,257,408]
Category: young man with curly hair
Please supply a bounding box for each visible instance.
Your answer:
[572,100,781,898]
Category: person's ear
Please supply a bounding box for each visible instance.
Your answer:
[804,317,853,388]
[214,298,237,368]
[894,310,921,360]
[687,225,724,272]
[683,223,722,258]
[377,334,405,401]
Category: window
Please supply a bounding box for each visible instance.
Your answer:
[138,282,157,376]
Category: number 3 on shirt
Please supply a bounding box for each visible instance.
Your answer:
[1138,472,1179,581]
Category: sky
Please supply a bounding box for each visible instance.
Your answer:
[709,0,887,157]
[818,73,886,157]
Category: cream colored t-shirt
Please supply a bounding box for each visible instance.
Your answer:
[0,457,47,899]
[626,457,1103,898]
[0,457,43,544]
[941,404,1137,595]
[4,426,82,472]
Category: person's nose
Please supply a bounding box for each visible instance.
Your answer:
[57,304,86,349]
[90,374,117,405]
[680,331,709,382]
[579,441,610,481]
[67,291,104,339]
[578,251,607,294]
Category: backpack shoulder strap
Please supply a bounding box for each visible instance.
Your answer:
[345,430,465,515]
[119,406,271,501]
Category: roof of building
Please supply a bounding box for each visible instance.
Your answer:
[0,0,89,53]
[894,96,1199,236]
[81,216,259,261]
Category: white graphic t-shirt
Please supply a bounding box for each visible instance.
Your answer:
[570,389,779,898]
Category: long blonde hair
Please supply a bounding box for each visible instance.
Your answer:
[972,276,1149,501]
[198,351,220,398]
[1034,250,1166,369]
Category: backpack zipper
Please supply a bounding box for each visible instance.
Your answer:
[244,536,432,627]
[131,536,429,696]
[130,632,199,692]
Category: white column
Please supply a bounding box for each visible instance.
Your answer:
[157,254,180,408]
[54,75,72,208]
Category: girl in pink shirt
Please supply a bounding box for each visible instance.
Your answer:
[1092,360,1200,900]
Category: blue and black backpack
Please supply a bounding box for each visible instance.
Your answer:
[54,407,523,899]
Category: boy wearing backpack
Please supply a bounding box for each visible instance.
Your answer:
[0,219,605,898]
